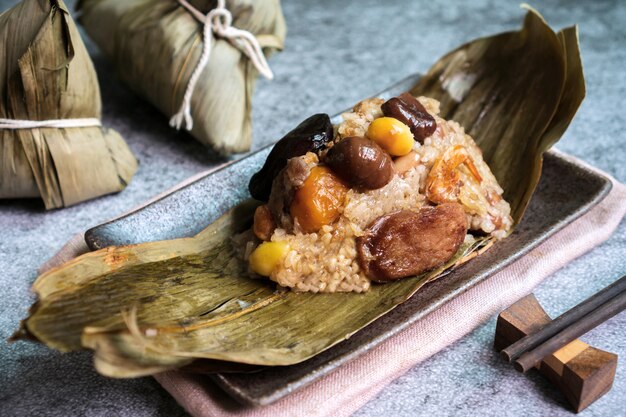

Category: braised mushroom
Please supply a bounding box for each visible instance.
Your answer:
[381,93,437,143]
[249,114,333,201]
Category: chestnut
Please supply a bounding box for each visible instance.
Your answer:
[325,136,394,190]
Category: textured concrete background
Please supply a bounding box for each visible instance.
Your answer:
[1,0,625,416]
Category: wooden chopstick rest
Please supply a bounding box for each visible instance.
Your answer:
[501,276,626,366]
[494,294,618,413]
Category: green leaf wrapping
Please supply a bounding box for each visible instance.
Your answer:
[410,6,584,225]
[19,201,484,377]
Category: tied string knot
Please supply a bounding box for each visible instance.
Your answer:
[170,0,274,131]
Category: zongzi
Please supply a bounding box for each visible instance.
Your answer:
[244,95,513,292]
[76,0,287,154]
[0,0,137,209]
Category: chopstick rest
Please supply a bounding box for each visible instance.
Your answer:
[500,276,626,367]
[494,294,618,413]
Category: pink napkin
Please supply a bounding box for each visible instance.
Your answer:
[41,153,626,417]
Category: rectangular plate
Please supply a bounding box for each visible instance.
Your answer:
[85,74,612,406]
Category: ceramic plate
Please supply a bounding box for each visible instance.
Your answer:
[85,74,612,406]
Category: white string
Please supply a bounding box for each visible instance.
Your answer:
[0,118,101,130]
[170,0,274,131]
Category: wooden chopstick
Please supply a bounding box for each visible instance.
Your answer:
[514,289,626,372]
[501,274,626,366]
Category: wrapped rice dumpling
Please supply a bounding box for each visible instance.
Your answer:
[76,0,287,154]
[0,0,138,209]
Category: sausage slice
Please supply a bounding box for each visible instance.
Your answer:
[357,203,468,282]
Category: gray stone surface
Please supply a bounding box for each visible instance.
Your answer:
[1,0,625,416]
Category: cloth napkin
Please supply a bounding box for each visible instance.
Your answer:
[42,153,626,417]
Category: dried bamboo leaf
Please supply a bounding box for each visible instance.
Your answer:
[16,8,584,377]
[410,6,585,225]
[76,0,287,154]
[17,200,482,376]
[0,0,138,209]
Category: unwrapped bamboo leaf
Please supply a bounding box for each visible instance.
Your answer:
[410,5,584,225]
[76,0,287,154]
[16,8,585,377]
[19,201,483,377]
[0,0,138,209]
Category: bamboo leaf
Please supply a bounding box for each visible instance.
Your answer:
[19,201,480,376]
[410,6,585,225]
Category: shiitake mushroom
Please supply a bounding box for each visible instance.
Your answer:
[249,114,333,201]
[381,93,437,143]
